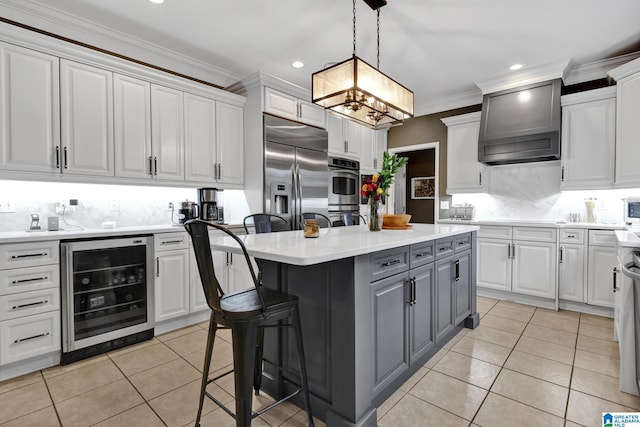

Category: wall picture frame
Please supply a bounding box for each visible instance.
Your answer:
[411,176,435,199]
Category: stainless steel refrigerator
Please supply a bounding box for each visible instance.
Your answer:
[264,114,328,229]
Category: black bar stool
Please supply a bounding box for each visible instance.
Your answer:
[184,219,314,427]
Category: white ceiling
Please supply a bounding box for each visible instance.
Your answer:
[2,0,640,115]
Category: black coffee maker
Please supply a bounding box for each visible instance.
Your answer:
[198,188,224,224]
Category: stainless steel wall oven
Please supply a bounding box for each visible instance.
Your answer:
[328,156,360,213]
[61,236,154,364]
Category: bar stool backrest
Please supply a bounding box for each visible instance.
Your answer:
[185,220,264,314]
[243,214,289,234]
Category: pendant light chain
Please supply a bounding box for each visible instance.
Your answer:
[352,0,357,56]
[377,8,380,69]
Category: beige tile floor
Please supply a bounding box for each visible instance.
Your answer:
[0,297,638,427]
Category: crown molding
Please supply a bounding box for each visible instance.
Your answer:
[565,52,640,85]
[226,71,311,101]
[608,55,640,81]
[414,89,483,117]
[0,0,244,87]
[440,111,481,127]
[560,85,617,106]
[475,59,572,94]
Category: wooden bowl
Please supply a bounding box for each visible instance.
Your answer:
[382,214,412,227]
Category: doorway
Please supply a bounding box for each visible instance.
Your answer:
[389,142,439,224]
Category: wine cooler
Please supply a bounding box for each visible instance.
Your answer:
[61,236,154,364]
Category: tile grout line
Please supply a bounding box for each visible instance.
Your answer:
[39,369,65,427]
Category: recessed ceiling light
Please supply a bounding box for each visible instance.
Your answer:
[149,0,164,4]
[510,63,523,71]
[292,61,304,69]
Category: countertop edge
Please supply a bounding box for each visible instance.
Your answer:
[438,219,627,230]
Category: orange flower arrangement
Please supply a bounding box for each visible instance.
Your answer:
[361,174,384,201]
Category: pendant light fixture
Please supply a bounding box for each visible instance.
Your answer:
[312,0,414,128]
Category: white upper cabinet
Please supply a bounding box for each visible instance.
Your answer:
[215,102,244,185]
[560,87,616,190]
[114,74,152,179]
[60,60,114,176]
[0,42,59,173]
[442,112,486,194]
[264,87,326,128]
[184,92,216,182]
[328,113,363,159]
[614,68,640,187]
[151,84,184,181]
[359,128,387,172]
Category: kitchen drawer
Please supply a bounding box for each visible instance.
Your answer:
[0,265,60,295]
[435,238,454,260]
[370,247,409,282]
[0,288,60,321]
[0,241,59,270]
[477,226,512,240]
[0,310,60,364]
[559,228,585,244]
[154,232,188,251]
[588,229,617,247]
[410,241,434,268]
[513,227,557,243]
[454,233,472,253]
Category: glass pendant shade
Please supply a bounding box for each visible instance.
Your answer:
[312,55,414,128]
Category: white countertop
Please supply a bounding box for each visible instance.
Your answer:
[0,223,245,244]
[615,229,640,247]
[439,219,626,230]
[208,223,479,266]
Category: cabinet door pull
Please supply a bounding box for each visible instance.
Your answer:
[412,278,417,305]
[148,157,153,176]
[374,158,377,169]
[344,140,348,153]
[55,146,61,169]
[507,244,511,259]
[11,253,48,259]
[12,300,48,310]
[511,244,516,259]
[153,157,158,175]
[218,163,222,180]
[156,257,160,277]
[14,332,49,344]
[559,247,563,263]
[479,171,482,186]
[454,260,460,281]
[613,267,619,292]
[12,276,48,284]
[381,259,401,267]
[561,166,565,181]
[161,239,183,245]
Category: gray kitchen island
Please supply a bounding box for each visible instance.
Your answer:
[209,223,480,427]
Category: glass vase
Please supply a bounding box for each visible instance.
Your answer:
[368,197,383,231]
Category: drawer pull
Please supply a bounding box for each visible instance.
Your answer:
[161,240,183,245]
[381,259,402,267]
[12,276,48,284]
[458,241,467,246]
[439,246,452,252]
[14,332,50,344]
[11,253,48,259]
[415,251,432,258]
[12,300,49,310]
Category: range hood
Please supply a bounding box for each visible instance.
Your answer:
[477,78,562,165]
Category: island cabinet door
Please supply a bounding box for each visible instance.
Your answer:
[435,256,454,345]
[409,263,434,365]
[371,272,409,395]
[453,250,472,325]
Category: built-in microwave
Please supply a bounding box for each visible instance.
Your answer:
[328,156,359,212]
[623,198,640,227]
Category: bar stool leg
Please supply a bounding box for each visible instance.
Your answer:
[195,315,217,427]
[292,307,314,427]
[232,322,259,427]
[253,327,265,395]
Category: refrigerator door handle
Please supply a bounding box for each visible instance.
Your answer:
[291,164,299,225]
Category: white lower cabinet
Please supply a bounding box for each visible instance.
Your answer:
[0,241,61,376]
[154,233,189,322]
[477,226,556,299]
[586,229,617,308]
[558,244,586,302]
